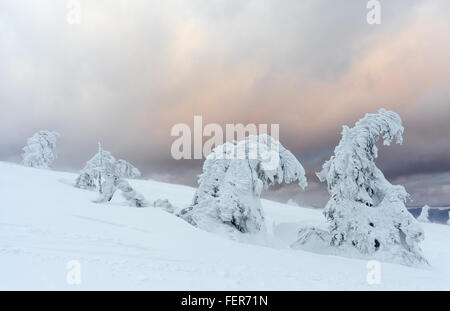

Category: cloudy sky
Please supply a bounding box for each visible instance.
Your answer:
[1,0,449,207]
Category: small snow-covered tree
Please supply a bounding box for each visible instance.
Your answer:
[75,172,96,190]
[94,173,148,207]
[75,143,142,192]
[75,142,116,191]
[22,130,59,169]
[417,205,430,223]
[447,211,450,225]
[307,109,425,265]
[75,143,141,192]
[76,142,147,207]
[181,134,307,234]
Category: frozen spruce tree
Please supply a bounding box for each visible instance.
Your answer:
[22,130,59,169]
[181,134,307,235]
[447,211,450,225]
[75,143,141,191]
[301,109,425,265]
[75,142,116,191]
[76,142,147,207]
[417,205,430,223]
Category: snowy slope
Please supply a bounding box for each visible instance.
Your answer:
[1,161,450,290]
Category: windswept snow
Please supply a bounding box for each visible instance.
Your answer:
[1,161,450,290]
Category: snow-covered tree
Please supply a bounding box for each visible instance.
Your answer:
[417,205,430,223]
[75,142,116,191]
[94,174,148,207]
[181,134,307,234]
[22,131,59,169]
[75,143,141,192]
[75,172,96,190]
[447,211,450,225]
[299,109,425,265]
[76,142,148,207]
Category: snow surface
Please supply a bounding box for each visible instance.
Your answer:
[1,161,450,290]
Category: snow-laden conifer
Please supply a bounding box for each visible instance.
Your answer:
[297,109,425,265]
[181,134,307,234]
[75,142,116,191]
[22,131,59,169]
[75,143,141,191]
[417,205,430,223]
[76,143,148,207]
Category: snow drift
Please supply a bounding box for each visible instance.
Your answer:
[1,162,450,290]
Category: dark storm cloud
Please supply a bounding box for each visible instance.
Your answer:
[0,0,449,206]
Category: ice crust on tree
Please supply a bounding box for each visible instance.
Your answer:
[181,134,307,235]
[22,131,59,169]
[295,109,426,265]
[417,205,430,223]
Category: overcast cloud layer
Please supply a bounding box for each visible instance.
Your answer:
[1,0,449,207]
